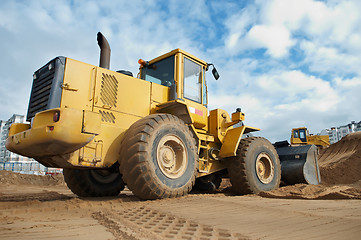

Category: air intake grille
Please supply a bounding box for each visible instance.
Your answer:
[100,73,118,107]
[26,57,65,122]
[27,65,54,119]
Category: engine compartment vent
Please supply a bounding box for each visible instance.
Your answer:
[100,73,118,108]
[99,110,116,123]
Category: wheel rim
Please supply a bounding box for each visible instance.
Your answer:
[156,134,188,179]
[255,152,274,184]
[90,169,119,184]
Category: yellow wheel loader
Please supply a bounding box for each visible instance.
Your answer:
[6,33,320,200]
[291,127,330,147]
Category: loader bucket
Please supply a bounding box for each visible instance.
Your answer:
[275,144,321,185]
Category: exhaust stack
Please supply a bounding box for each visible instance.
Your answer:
[97,32,111,69]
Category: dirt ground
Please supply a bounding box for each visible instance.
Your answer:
[1,132,361,240]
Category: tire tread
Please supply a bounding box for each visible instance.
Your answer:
[227,137,281,194]
[119,114,198,200]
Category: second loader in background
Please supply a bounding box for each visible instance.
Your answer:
[291,127,330,148]
[6,33,321,200]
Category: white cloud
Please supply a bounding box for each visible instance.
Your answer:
[334,77,361,88]
[224,0,361,64]
[301,41,361,75]
[224,6,257,51]
[246,25,294,58]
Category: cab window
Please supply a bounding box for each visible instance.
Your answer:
[141,56,174,87]
[299,129,307,142]
[294,130,299,138]
[183,57,202,103]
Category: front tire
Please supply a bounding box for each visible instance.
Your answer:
[227,137,281,194]
[63,166,125,197]
[119,114,198,200]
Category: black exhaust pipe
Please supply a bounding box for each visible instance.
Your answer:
[97,32,111,69]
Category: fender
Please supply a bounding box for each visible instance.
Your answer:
[219,126,260,158]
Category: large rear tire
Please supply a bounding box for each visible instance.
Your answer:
[63,165,125,197]
[227,137,281,194]
[119,114,198,200]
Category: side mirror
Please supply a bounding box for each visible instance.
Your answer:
[212,67,220,80]
[207,63,220,80]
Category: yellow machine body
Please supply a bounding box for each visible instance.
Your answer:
[6,49,258,177]
[291,127,330,147]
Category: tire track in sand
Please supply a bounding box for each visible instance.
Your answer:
[93,206,249,240]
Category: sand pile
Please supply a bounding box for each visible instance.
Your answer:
[259,182,361,199]
[0,170,64,186]
[318,131,361,185]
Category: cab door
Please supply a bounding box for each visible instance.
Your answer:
[299,129,307,143]
[182,56,208,129]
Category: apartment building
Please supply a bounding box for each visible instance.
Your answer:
[319,121,361,144]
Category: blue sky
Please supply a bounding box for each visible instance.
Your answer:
[1,0,360,142]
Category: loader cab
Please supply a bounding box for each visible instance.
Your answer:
[291,127,308,144]
[139,49,208,105]
[139,49,210,129]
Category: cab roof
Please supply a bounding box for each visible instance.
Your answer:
[148,48,208,66]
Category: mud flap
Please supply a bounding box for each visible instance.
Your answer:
[275,144,321,185]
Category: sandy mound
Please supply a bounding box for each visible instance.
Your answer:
[259,182,361,200]
[0,170,65,186]
[318,131,361,185]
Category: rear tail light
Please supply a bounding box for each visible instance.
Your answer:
[53,111,60,122]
